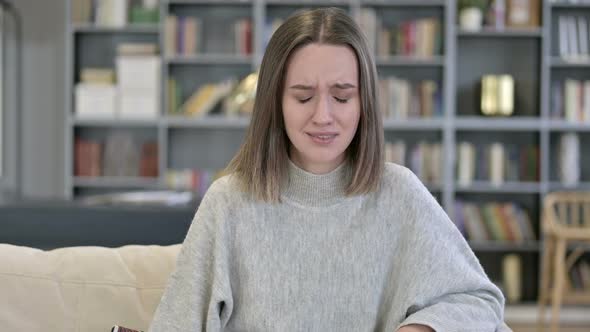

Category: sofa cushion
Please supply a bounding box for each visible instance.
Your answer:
[0,243,181,332]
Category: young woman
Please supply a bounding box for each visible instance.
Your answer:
[149,8,509,332]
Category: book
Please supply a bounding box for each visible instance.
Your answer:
[75,138,102,177]
[165,15,178,56]
[181,79,236,117]
[457,142,476,187]
[139,142,158,178]
[80,68,115,85]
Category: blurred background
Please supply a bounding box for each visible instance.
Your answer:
[1,0,590,331]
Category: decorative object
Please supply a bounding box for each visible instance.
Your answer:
[459,0,488,31]
[507,0,540,28]
[481,74,514,116]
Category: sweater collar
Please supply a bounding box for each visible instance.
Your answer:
[281,159,351,207]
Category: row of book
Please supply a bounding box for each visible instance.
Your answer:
[357,9,442,57]
[165,15,252,56]
[457,142,539,186]
[454,200,536,243]
[558,133,583,187]
[551,79,590,122]
[75,136,158,178]
[168,78,237,117]
[165,169,222,198]
[386,140,442,185]
[568,259,590,291]
[76,43,160,119]
[71,0,159,26]
[378,78,442,119]
[557,15,590,61]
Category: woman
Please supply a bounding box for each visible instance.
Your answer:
[149,8,508,332]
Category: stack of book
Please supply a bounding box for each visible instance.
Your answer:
[71,0,159,26]
[378,78,442,119]
[168,78,237,117]
[457,142,539,186]
[165,15,202,56]
[166,15,252,56]
[166,169,222,198]
[356,8,441,57]
[557,15,590,61]
[551,79,590,122]
[453,200,536,243]
[116,43,161,119]
[385,140,442,185]
[75,138,102,177]
[75,68,117,118]
[75,134,159,178]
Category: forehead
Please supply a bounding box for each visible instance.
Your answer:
[284,43,359,85]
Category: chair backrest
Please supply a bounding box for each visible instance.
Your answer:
[543,191,590,239]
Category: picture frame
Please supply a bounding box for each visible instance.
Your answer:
[507,0,540,28]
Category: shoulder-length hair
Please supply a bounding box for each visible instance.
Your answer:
[225,7,384,202]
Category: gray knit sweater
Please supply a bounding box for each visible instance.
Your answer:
[149,161,508,332]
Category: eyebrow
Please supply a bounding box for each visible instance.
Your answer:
[288,83,357,90]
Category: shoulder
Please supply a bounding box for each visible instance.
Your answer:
[380,162,429,199]
[200,173,247,205]
[377,162,443,221]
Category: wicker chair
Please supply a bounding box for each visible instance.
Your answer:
[538,191,590,332]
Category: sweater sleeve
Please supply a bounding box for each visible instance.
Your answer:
[394,170,508,332]
[148,188,233,332]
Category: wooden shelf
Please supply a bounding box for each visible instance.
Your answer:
[361,0,446,7]
[166,54,252,65]
[458,27,542,38]
[455,117,541,131]
[72,24,159,34]
[382,118,444,130]
[469,241,540,252]
[375,55,444,66]
[164,116,250,129]
[73,177,162,189]
[456,181,542,194]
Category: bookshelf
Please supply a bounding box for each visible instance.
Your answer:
[64,0,590,305]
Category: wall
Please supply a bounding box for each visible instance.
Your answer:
[3,0,66,199]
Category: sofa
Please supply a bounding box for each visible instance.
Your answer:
[0,243,181,332]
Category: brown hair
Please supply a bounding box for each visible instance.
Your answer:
[225,7,384,202]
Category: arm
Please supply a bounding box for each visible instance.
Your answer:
[149,189,233,332]
[394,170,506,332]
[397,324,434,332]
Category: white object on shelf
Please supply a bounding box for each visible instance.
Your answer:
[457,142,476,187]
[96,0,127,28]
[116,56,160,119]
[459,8,483,32]
[559,132,580,188]
[75,83,117,118]
[116,56,161,92]
[119,93,159,119]
[489,142,505,186]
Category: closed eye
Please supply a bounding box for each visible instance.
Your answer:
[334,97,349,103]
[298,97,312,104]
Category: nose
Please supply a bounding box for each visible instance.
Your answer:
[311,95,334,125]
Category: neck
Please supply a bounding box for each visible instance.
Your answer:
[281,158,351,207]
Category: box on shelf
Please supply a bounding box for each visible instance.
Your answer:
[119,92,159,119]
[75,83,117,118]
[116,56,161,92]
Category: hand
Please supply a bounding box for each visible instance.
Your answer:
[397,324,435,332]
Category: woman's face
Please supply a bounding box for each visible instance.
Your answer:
[282,43,361,174]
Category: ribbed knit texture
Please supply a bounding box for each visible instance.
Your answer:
[149,161,509,332]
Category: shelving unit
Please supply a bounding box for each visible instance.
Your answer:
[65,0,590,305]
